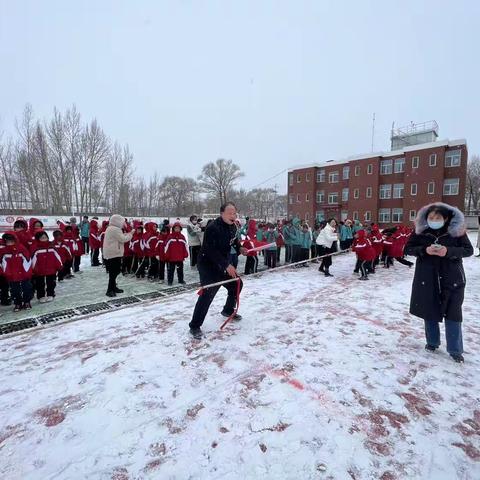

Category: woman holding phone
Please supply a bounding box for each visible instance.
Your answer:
[405,202,473,363]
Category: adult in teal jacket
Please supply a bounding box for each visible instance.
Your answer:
[290,218,303,263]
[283,222,293,263]
[339,220,353,250]
[80,215,90,254]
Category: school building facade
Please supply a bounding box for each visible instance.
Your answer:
[287,138,467,226]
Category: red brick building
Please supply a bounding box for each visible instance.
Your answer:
[287,138,467,226]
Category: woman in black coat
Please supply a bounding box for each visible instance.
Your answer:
[405,202,473,363]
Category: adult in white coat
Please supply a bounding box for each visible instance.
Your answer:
[316,218,338,276]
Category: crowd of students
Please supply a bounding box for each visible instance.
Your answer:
[0,211,441,313]
[0,218,83,312]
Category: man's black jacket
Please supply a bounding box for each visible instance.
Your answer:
[197,217,240,273]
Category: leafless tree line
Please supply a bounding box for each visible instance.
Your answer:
[466,154,480,213]
[0,105,286,219]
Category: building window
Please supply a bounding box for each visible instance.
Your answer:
[343,166,350,180]
[342,188,349,202]
[429,154,437,167]
[393,183,404,199]
[296,194,301,202]
[329,171,339,183]
[411,183,417,195]
[364,211,371,222]
[366,186,372,198]
[355,165,361,176]
[378,208,391,223]
[297,174,301,183]
[394,158,405,173]
[289,195,293,205]
[353,211,359,221]
[316,190,325,203]
[316,170,325,182]
[289,173,293,186]
[306,173,310,182]
[409,210,416,221]
[427,181,435,194]
[367,164,373,175]
[392,208,403,223]
[341,210,348,221]
[379,184,392,199]
[328,192,338,204]
[316,210,325,221]
[354,188,360,199]
[412,156,419,169]
[380,159,393,175]
[306,193,310,202]
[445,149,461,167]
[305,212,310,221]
[443,178,459,195]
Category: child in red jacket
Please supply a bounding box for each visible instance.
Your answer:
[1,232,33,311]
[30,231,63,302]
[64,226,83,275]
[89,218,102,266]
[130,224,144,277]
[13,219,31,249]
[0,239,11,306]
[242,237,259,275]
[164,222,188,285]
[155,226,169,283]
[52,230,72,281]
[352,230,376,280]
[121,219,134,275]
[140,222,159,280]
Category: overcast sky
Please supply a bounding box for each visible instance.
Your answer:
[1,0,479,193]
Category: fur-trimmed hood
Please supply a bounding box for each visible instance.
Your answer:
[415,202,466,237]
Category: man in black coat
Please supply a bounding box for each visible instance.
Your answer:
[405,202,473,362]
[189,202,247,339]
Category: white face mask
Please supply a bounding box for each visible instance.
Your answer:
[427,219,445,230]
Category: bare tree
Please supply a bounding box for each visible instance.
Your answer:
[198,159,244,204]
[466,154,480,212]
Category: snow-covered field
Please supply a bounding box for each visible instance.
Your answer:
[0,235,479,480]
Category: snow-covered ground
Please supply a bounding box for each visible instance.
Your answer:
[0,234,479,480]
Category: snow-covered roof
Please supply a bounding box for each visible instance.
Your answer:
[288,138,467,172]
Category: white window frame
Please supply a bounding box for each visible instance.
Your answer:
[341,210,348,221]
[289,195,294,205]
[410,183,417,196]
[353,188,360,199]
[392,208,403,223]
[329,171,339,183]
[289,174,293,186]
[380,159,393,175]
[394,158,405,173]
[305,212,310,221]
[297,174,301,183]
[429,154,437,167]
[306,193,310,202]
[409,210,416,221]
[306,173,310,182]
[379,184,392,199]
[364,211,371,222]
[316,190,325,204]
[316,210,325,221]
[316,170,325,183]
[378,208,391,223]
[367,164,373,175]
[445,150,461,168]
[342,188,349,202]
[366,186,372,198]
[343,166,350,180]
[328,192,338,204]
[355,165,361,176]
[353,211,359,221]
[393,183,404,199]
[443,178,459,195]
[427,181,435,194]
[412,156,419,169]
[296,194,301,202]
